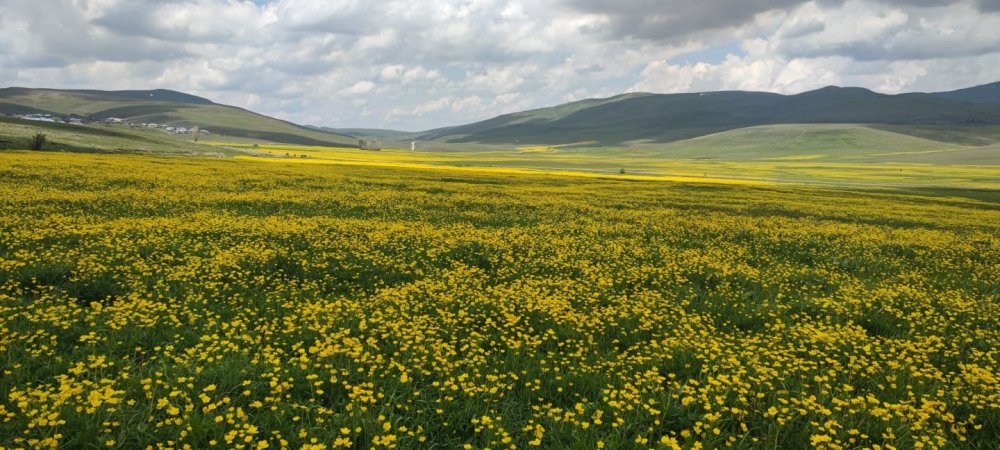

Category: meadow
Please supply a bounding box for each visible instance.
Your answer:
[219,141,1000,190]
[0,151,998,449]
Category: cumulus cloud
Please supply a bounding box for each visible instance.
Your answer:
[628,0,1000,96]
[0,0,998,130]
[561,0,822,41]
[773,1,1000,61]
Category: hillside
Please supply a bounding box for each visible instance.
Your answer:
[643,124,966,161]
[0,88,356,146]
[5,83,1000,164]
[931,81,1000,105]
[413,83,1000,147]
[319,127,418,140]
[0,115,238,156]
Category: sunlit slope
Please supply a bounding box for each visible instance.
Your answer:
[869,142,1000,165]
[0,88,356,146]
[644,124,985,162]
[0,116,235,156]
[216,142,1000,189]
[868,124,1000,146]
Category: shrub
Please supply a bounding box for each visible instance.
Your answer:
[30,133,46,150]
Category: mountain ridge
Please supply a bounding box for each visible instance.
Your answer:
[0,87,357,146]
[401,82,1000,147]
[5,82,1000,149]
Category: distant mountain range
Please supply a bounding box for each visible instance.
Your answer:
[380,82,1000,147]
[4,82,1000,149]
[317,82,1000,148]
[0,87,356,147]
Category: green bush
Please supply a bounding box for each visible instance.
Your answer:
[30,133,46,150]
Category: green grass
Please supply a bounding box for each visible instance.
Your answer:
[0,152,997,449]
[223,139,1000,189]
[0,116,236,156]
[639,124,968,161]
[869,124,1000,146]
[5,115,998,189]
[0,88,356,146]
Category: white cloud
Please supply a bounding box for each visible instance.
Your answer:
[344,80,376,96]
[630,1,1000,96]
[413,97,453,115]
[0,0,998,130]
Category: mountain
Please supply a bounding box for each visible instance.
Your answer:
[413,83,1000,147]
[317,127,414,139]
[7,83,999,151]
[930,81,1000,105]
[0,87,356,146]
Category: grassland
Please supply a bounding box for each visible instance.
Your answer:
[643,125,969,161]
[217,141,1000,190]
[1,151,998,449]
[0,88,356,147]
[4,108,999,188]
[0,117,237,156]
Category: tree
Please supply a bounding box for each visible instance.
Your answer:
[30,133,46,150]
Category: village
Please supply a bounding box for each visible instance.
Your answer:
[6,113,210,136]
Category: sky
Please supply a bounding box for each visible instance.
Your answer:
[1,0,999,131]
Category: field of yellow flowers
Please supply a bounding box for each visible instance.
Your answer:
[1,151,998,449]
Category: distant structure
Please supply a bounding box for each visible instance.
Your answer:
[411,141,416,151]
[22,114,58,123]
[359,139,381,151]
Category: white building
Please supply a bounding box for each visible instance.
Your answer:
[23,114,55,123]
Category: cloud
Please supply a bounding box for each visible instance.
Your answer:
[91,0,274,43]
[773,1,1000,61]
[628,1,1000,96]
[0,0,998,130]
[564,0,1000,42]
[561,0,823,41]
[344,80,376,96]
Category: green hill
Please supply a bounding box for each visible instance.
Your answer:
[5,83,1000,166]
[0,115,235,156]
[0,88,356,146]
[652,124,984,164]
[931,81,1000,105]
[416,83,1000,147]
[319,127,418,140]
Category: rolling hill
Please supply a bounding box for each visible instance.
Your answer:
[0,115,237,156]
[411,83,1000,147]
[930,81,1000,105]
[0,87,356,146]
[5,82,1000,166]
[641,124,966,161]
